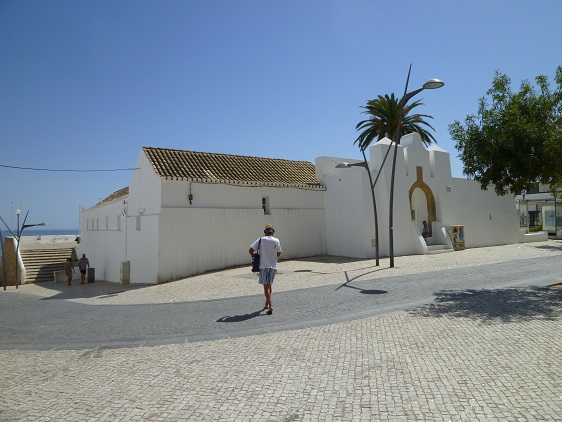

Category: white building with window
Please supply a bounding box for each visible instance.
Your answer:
[79,147,326,284]
[316,133,520,259]
[515,183,562,235]
[80,135,523,284]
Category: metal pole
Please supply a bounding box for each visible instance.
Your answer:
[388,65,431,268]
[389,65,413,268]
[0,228,5,291]
[389,139,399,268]
[15,236,19,289]
[361,149,379,266]
[15,211,30,289]
[555,192,558,237]
[15,212,20,288]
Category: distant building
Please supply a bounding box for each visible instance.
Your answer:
[515,183,562,234]
[80,134,523,284]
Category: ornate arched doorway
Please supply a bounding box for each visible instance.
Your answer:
[408,166,436,236]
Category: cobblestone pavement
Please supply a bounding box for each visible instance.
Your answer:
[1,241,562,421]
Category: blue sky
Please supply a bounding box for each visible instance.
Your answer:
[1,0,561,230]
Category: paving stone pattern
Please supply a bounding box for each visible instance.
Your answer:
[0,241,561,421]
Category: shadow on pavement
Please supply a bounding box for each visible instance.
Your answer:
[337,283,387,295]
[38,280,152,301]
[334,269,392,293]
[410,286,562,323]
[217,309,264,322]
[358,289,387,295]
[532,243,562,252]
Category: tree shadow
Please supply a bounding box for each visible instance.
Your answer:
[410,286,562,323]
[531,243,562,252]
[216,309,264,323]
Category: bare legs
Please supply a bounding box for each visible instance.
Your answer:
[263,285,272,314]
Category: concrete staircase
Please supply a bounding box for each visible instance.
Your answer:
[20,248,77,284]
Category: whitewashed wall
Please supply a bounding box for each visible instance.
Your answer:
[78,197,127,283]
[156,206,326,283]
[440,178,519,247]
[318,157,380,258]
[82,138,521,283]
[317,133,520,259]
[81,148,327,284]
[162,178,324,210]
[123,152,162,283]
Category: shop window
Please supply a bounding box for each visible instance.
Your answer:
[529,211,540,227]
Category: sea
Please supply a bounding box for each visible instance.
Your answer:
[1,228,79,238]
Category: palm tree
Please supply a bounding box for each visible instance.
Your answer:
[354,93,437,151]
[352,92,437,268]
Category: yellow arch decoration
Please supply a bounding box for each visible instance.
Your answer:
[409,167,436,233]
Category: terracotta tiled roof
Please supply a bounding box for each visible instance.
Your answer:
[142,147,324,189]
[98,187,129,205]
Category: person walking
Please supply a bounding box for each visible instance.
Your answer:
[78,253,90,284]
[64,258,74,286]
[249,225,282,315]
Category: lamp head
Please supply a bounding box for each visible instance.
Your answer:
[423,79,444,90]
[335,162,351,168]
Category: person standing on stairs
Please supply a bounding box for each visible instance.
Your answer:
[64,258,74,286]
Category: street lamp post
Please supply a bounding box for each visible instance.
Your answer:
[388,65,444,268]
[13,210,48,289]
[336,149,380,266]
[519,190,528,230]
[16,209,20,239]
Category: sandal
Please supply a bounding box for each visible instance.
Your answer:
[266,309,273,315]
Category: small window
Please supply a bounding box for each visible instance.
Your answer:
[262,196,271,215]
[526,183,540,194]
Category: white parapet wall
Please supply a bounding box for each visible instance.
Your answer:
[519,230,549,242]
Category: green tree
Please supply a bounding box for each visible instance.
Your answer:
[354,93,437,151]
[449,66,562,196]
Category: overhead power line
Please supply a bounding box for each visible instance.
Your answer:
[0,164,138,172]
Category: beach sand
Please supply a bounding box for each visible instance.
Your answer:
[18,235,78,249]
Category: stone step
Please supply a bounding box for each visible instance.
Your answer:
[20,248,77,283]
[426,244,454,255]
